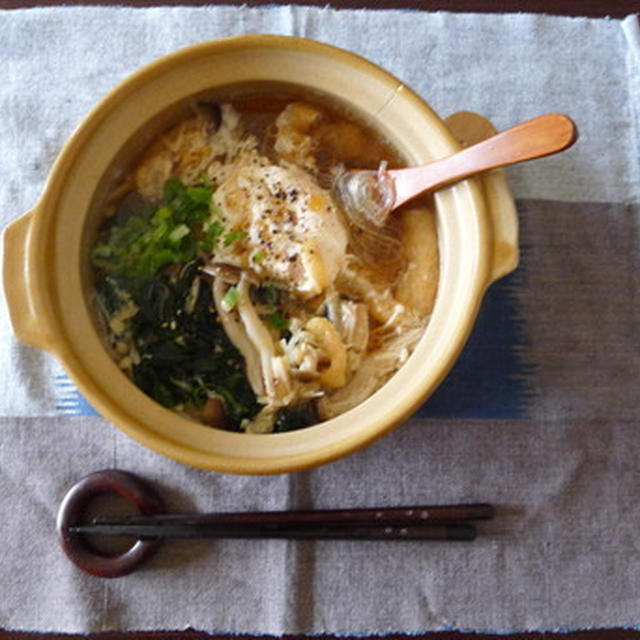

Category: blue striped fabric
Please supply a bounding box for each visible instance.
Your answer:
[54,373,99,417]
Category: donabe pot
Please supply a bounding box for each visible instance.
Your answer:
[2,36,518,473]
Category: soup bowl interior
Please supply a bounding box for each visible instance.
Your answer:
[31,35,492,473]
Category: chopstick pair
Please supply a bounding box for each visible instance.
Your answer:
[71,502,495,542]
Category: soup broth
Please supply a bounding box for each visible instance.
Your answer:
[90,88,439,433]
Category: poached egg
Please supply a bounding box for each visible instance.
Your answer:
[213,149,348,297]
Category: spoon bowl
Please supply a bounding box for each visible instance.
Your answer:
[334,113,578,227]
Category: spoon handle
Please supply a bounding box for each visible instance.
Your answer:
[389,113,577,208]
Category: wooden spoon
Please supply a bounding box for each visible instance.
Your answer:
[333,113,578,227]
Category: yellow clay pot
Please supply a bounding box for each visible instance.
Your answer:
[2,35,518,474]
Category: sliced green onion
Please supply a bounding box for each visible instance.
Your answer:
[223,230,248,247]
[203,219,225,239]
[186,186,212,205]
[251,249,266,263]
[222,286,241,310]
[168,224,190,243]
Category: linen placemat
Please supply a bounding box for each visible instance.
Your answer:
[0,5,639,634]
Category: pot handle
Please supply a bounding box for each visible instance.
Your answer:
[445,111,519,284]
[2,209,52,351]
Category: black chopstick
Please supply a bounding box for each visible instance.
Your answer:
[88,502,494,528]
[70,522,477,541]
[69,503,493,542]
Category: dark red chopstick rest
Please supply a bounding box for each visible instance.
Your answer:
[56,469,165,578]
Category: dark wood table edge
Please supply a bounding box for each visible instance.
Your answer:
[2,629,640,639]
[0,0,638,18]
